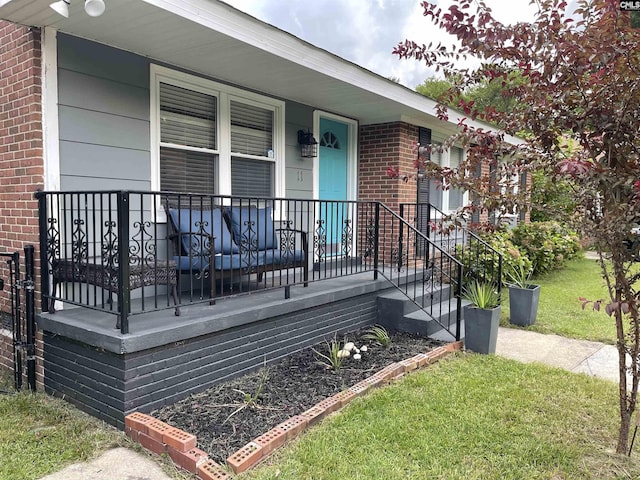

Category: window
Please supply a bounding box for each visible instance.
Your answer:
[230,100,274,197]
[448,147,465,210]
[159,83,218,194]
[151,65,284,198]
[427,142,468,213]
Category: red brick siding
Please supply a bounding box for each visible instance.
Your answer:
[0,21,44,386]
[358,122,419,264]
[358,122,418,212]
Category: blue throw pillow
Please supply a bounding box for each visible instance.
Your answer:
[226,206,276,251]
[168,208,239,255]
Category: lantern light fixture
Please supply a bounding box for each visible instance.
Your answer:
[297,129,318,158]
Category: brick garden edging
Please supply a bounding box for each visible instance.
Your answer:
[124,340,463,477]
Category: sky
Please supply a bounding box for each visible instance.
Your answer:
[220,0,540,89]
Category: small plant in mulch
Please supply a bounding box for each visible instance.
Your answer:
[312,335,345,372]
[313,335,373,371]
[152,328,442,464]
[362,325,392,348]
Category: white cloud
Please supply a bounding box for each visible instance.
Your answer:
[221,0,539,88]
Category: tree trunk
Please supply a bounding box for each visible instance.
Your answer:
[618,409,631,454]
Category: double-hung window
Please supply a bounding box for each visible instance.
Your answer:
[159,83,218,195]
[428,143,468,213]
[230,100,274,198]
[151,65,284,198]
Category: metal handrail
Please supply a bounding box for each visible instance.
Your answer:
[377,203,464,340]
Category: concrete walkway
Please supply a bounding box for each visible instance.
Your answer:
[496,327,621,383]
[39,327,622,480]
[39,447,173,480]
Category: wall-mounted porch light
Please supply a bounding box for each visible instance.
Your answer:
[49,0,70,17]
[297,130,318,158]
[49,0,106,18]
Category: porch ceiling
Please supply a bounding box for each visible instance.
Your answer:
[0,0,471,133]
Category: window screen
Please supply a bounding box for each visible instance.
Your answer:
[231,157,274,198]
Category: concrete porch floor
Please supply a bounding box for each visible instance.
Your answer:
[37,270,394,355]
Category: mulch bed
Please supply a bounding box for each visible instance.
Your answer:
[152,328,443,464]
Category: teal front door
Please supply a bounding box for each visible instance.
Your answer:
[318,118,349,259]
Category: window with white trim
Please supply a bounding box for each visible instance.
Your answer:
[151,65,284,198]
[428,144,468,213]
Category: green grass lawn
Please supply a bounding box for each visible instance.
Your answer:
[0,377,126,480]
[240,354,639,480]
[501,256,618,344]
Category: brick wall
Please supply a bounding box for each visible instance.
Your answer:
[358,122,421,265]
[358,122,418,212]
[0,20,45,387]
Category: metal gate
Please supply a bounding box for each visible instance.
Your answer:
[0,245,36,391]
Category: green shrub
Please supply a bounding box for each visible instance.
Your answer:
[457,230,532,286]
[511,221,581,275]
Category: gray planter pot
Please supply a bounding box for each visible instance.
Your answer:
[463,304,501,354]
[509,284,541,326]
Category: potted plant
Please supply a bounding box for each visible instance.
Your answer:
[463,280,501,354]
[506,264,541,327]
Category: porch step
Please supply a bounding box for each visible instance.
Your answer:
[376,284,469,342]
[399,299,470,338]
[377,284,452,320]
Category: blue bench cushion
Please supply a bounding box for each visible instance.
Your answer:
[263,248,305,266]
[168,208,239,255]
[175,249,304,272]
[226,206,277,251]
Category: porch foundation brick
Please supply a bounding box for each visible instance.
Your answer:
[300,405,326,427]
[330,389,357,408]
[253,426,287,455]
[276,415,308,440]
[124,412,156,434]
[146,419,172,442]
[446,340,464,352]
[226,441,263,474]
[138,431,168,456]
[198,460,232,480]
[168,446,209,474]
[163,427,197,452]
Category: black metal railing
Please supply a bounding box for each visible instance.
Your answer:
[35,192,481,339]
[36,191,384,333]
[377,204,464,340]
[0,246,37,391]
[400,202,503,296]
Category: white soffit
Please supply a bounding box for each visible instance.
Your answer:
[0,0,520,142]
